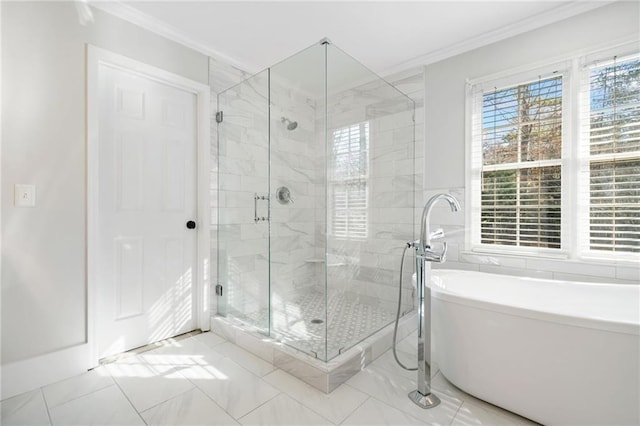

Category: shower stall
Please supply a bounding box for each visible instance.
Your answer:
[216,40,416,362]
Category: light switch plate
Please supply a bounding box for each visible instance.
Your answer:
[14,184,36,207]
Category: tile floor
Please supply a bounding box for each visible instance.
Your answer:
[0,331,539,425]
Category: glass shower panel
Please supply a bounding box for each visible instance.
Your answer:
[325,44,415,360]
[268,44,328,359]
[215,40,416,362]
[217,70,270,334]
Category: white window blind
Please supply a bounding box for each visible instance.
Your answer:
[330,122,369,240]
[472,75,563,250]
[581,54,640,254]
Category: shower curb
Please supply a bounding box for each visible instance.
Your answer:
[210,312,417,393]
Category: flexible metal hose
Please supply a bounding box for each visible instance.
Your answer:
[392,243,417,371]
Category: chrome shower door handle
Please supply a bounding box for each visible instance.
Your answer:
[254,193,269,222]
[254,193,260,223]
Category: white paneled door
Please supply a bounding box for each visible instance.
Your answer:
[96,64,197,359]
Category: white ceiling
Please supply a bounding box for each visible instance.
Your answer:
[99,1,612,76]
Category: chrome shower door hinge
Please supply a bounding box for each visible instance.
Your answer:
[216,111,224,123]
[215,284,223,296]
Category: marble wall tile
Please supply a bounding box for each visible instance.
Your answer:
[432,261,480,272]
[551,272,636,284]
[384,66,425,100]
[209,56,251,94]
[460,252,527,269]
[526,259,616,278]
[478,265,553,279]
[616,266,640,282]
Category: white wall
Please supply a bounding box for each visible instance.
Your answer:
[1,2,209,365]
[424,1,640,283]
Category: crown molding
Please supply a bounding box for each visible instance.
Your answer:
[380,0,616,78]
[90,0,617,81]
[89,0,258,74]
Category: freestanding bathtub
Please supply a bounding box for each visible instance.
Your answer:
[430,269,639,426]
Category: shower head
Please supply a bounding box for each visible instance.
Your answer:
[281,117,298,131]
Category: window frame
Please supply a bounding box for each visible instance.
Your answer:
[466,43,640,264]
[466,63,573,259]
[577,50,640,262]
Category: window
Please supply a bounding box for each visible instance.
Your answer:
[471,74,564,252]
[330,122,369,239]
[468,48,640,260]
[581,54,640,254]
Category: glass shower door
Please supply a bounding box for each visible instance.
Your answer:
[217,70,270,334]
[216,40,415,361]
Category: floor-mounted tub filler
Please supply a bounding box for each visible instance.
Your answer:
[404,193,461,409]
[430,269,640,426]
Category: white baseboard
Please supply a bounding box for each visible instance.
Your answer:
[1,343,90,400]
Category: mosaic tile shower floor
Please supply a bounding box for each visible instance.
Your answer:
[230,289,397,359]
